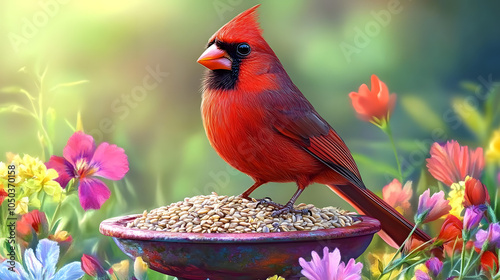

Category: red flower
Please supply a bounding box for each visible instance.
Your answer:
[436,215,463,244]
[464,177,490,207]
[481,250,499,274]
[349,74,397,126]
[16,210,49,248]
[426,140,484,186]
[0,187,7,206]
[81,254,108,278]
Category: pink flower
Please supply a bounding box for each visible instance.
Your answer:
[426,140,484,186]
[299,247,362,280]
[349,74,397,126]
[382,179,413,212]
[46,131,129,210]
[416,189,451,223]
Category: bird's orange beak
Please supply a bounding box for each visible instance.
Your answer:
[197,44,232,70]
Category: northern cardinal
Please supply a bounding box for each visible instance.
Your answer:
[197,5,430,247]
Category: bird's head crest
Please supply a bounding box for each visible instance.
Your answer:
[210,5,264,46]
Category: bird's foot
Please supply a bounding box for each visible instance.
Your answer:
[271,203,311,217]
[256,197,284,209]
[256,197,310,217]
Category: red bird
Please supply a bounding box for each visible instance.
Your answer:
[197,5,430,247]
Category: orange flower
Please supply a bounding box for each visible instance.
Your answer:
[426,140,484,186]
[382,179,413,213]
[349,74,397,126]
[464,177,490,207]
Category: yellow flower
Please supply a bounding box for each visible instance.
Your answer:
[267,276,285,280]
[0,162,8,188]
[368,251,402,280]
[487,129,500,163]
[134,257,148,280]
[448,180,466,218]
[12,154,63,201]
[15,196,29,214]
[110,260,129,280]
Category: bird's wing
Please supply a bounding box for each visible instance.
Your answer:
[272,108,365,189]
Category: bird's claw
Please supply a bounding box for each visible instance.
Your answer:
[256,197,312,217]
[256,197,284,209]
[271,204,311,217]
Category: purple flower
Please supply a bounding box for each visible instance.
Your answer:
[46,131,129,210]
[416,258,445,280]
[299,247,362,280]
[475,223,500,250]
[415,270,431,280]
[463,205,484,231]
[426,257,443,277]
[416,189,451,223]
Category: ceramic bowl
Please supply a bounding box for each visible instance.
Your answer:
[100,214,380,280]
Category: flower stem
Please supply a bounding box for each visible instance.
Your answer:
[40,191,47,210]
[463,249,484,276]
[458,235,471,279]
[382,222,421,275]
[50,201,62,232]
[382,123,404,183]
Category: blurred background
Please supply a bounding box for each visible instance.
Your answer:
[1,0,500,272]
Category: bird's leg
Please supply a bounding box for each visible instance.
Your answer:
[271,186,309,217]
[240,179,266,199]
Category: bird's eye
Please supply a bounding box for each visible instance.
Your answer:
[236,43,251,56]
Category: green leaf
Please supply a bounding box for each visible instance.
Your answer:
[452,97,487,140]
[49,80,89,92]
[401,95,446,133]
[460,81,482,94]
[352,153,400,178]
[0,87,35,101]
[64,118,76,131]
[415,169,430,194]
[0,104,33,116]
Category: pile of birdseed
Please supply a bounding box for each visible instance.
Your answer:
[127,193,360,233]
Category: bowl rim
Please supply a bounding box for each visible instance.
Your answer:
[100,214,381,243]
